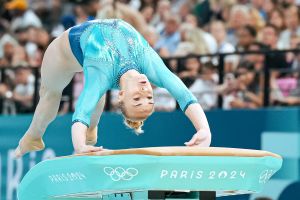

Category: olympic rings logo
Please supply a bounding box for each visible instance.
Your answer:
[103,167,139,181]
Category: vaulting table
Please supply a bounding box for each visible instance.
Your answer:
[17,147,282,200]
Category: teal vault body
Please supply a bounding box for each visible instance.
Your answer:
[18,147,282,200]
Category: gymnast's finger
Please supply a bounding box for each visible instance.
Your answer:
[90,146,103,152]
[82,145,103,153]
[184,135,197,146]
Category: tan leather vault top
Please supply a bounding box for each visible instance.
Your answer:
[73,146,282,159]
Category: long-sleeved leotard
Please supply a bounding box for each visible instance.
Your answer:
[69,19,197,127]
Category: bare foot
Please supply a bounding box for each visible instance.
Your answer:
[86,127,97,146]
[15,134,45,158]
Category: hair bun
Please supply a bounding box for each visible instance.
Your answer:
[124,119,144,135]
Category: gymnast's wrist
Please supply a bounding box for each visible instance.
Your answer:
[72,119,90,128]
[74,144,86,153]
[196,128,211,136]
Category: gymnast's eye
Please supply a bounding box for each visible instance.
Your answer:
[133,97,140,101]
[147,96,153,100]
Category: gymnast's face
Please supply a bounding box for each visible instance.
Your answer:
[118,74,154,121]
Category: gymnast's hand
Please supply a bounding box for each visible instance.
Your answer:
[75,145,104,154]
[184,129,211,147]
[72,122,105,154]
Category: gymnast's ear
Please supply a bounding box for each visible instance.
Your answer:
[118,90,125,102]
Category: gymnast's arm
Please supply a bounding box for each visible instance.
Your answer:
[71,60,111,153]
[140,46,211,146]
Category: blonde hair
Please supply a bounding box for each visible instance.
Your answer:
[124,119,144,135]
[97,1,147,33]
[185,28,210,55]
[249,8,265,31]
[119,101,145,135]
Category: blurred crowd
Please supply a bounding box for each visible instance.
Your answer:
[0,0,300,114]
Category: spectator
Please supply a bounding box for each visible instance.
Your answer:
[261,24,280,49]
[209,0,225,21]
[143,26,169,57]
[30,0,64,36]
[280,0,298,6]
[0,42,15,67]
[25,26,50,66]
[210,20,239,72]
[227,4,251,45]
[139,0,157,11]
[269,8,285,32]
[140,5,154,24]
[153,86,176,111]
[5,0,42,32]
[124,0,142,10]
[183,14,218,54]
[155,14,181,56]
[178,57,201,87]
[217,72,239,109]
[272,70,300,106]
[35,27,51,51]
[14,27,28,46]
[286,33,300,64]
[175,24,209,57]
[276,75,298,97]
[274,33,299,101]
[60,6,86,31]
[216,0,237,22]
[262,0,278,17]
[248,7,266,31]
[11,45,28,67]
[77,0,100,19]
[261,24,288,70]
[0,65,34,114]
[184,13,198,28]
[11,65,35,113]
[278,5,300,49]
[193,0,212,26]
[228,61,263,109]
[0,83,16,114]
[245,42,266,72]
[177,1,193,22]
[150,0,171,34]
[291,43,300,70]
[251,0,267,20]
[97,0,147,34]
[0,21,18,59]
[236,25,257,51]
[143,26,158,48]
[189,62,218,110]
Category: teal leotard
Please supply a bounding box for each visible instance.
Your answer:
[69,19,197,127]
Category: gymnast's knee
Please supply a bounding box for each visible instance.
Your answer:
[39,86,62,100]
[33,88,62,128]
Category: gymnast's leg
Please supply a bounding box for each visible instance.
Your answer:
[86,94,106,145]
[15,32,82,158]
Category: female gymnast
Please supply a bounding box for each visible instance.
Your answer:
[15,19,211,158]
